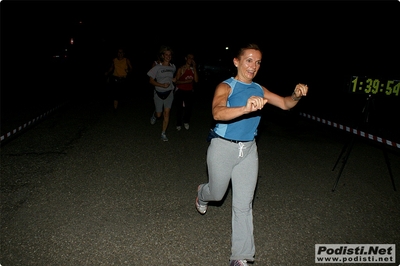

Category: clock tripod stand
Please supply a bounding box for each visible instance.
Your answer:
[331,94,396,192]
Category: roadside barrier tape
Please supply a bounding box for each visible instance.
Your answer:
[1,103,66,144]
[2,107,398,149]
[299,112,400,149]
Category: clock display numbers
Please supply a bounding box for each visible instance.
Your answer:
[350,76,399,97]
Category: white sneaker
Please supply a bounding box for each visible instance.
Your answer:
[229,260,248,266]
[161,133,168,142]
[150,113,156,125]
[195,197,207,214]
[184,123,189,130]
[176,126,182,131]
[195,185,207,214]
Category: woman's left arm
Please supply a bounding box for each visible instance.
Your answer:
[126,59,133,73]
[192,61,199,83]
[263,84,308,110]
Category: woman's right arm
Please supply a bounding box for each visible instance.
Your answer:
[105,61,114,76]
[149,77,169,88]
[212,83,267,121]
[174,67,184,84]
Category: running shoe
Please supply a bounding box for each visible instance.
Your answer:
[195,185,207,214]
[195,197,207,214]
[176,126,182,131]
[229,260,248,266]
[150,113,156,125]
[161,133,168,142]
[184,123,190,130]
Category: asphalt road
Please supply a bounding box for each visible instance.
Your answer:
[1,81,400,266]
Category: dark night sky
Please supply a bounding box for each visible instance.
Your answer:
[1,1,400,94]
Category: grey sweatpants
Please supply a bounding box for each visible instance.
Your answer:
[198,137,258,262]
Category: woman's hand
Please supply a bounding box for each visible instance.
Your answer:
[294,84,308,98]
[244,96,268,113]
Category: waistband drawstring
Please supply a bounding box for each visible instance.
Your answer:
[238,142,246,158]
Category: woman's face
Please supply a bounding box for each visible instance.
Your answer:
[162,51,172,63]
[117,49,124,59]
[234,49,262,83]
[186,54,194,65]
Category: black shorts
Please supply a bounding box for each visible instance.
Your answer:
[110,76,127,100]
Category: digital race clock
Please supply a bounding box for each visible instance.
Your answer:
[350,76,400,97]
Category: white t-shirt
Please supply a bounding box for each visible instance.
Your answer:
[147,64,176,92]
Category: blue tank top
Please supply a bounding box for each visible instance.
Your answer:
[214,77,264,141]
